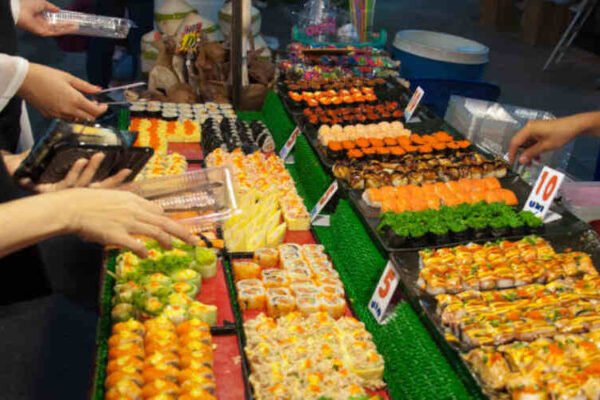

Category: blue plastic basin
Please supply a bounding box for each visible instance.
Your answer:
[392,30,489,81]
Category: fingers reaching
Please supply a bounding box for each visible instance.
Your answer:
[69,76,102,94]
[76,153,105,187]
[508,123,534,164]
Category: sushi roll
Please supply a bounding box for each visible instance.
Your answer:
[113,281,141,304]
[162,111,178,121]
[162,304,189,325]
[290,282,319,296]
[296,295,321,316]
[108,342,144,361]
[112,320,145,336]
[167,293,193,307]
[320,284,345,298]
[301,244,325,256]
[141,379,180,398]
[179,389,217,400]
[266,294,296,318]
[188,301,217,326]
[142,364,180,383]
[233,261,261,281]
[106,355,144,375]
[236,279,263,291]
[253,248,280,269]
[108,331,144,347]
[261,269,289,287]
[320,295,346,318]
[111,303,136,322]
[281,258,309,271]
[266,287,292,298]
[170,269,201,287]
[286,268,312,283]
[146,104,162,118]
[105,380,143,400]
[172,282,199,297]
[178,330,212,348]
[176,319,210,336]
[141,296,166,317]
[144,316,176,332]
[238,286,266,310]
[129,104,146,118]
[193,248,218,279]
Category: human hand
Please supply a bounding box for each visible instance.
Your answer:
[16,0,77,36]
[17,63,107,121]
[19,153,131,192]
[57,188,197,257]
[508,119,580,165]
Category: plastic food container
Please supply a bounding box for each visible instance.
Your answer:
[560,181,600,222]
[124,166,238,228]
[44,10,135,39]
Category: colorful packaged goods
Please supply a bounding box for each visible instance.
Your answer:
[205,149,310,252]
[135,152,187,180]
[244,312,385,400]
[363,177,518,213]
[332,151,508,189]
[234,244,347,318]
[129,118,201,154]
[104,318,217,400]
[418,236,596,296]
[110,240,218,325]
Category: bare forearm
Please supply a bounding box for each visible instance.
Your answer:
[565,111,600,138]
[0,193,70,257]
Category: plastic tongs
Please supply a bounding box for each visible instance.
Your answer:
[88,81,146,105]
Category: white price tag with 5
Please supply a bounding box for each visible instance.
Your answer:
[279,127,301,162]
[404,86,424,122]
[369,260,399,324]
[523,166,565,220]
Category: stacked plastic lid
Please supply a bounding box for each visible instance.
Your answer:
[44,10,135,39]
[124,166,238,229]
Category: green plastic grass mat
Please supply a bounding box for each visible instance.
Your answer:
[90,252,117,400]
[313,201,485,400]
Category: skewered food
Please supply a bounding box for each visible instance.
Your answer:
[244,312,385,400]
[332,151,508,189]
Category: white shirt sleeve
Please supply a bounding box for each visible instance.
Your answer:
[0,54,29,112]
[10,0,20,24]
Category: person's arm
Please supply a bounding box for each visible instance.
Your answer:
[0,188,197,258]
[13,0,78,36]
[508,111,600,165]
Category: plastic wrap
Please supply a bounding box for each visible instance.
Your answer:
[125,166,238,227]
[44,10,135,39]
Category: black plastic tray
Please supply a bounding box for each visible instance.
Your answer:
[389,229,600,398]
[349,174,591,252]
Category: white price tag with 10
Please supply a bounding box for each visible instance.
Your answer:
[279,126,301,163]
[404,86,424,122]
[369,260,399,324]
[523,166,565,222]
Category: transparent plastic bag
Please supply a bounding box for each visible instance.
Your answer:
[44,10,135,39]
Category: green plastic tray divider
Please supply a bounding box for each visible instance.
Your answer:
[91,252,117,400]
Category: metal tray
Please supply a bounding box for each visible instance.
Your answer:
[389,229,600,398]
[349,174,590,252]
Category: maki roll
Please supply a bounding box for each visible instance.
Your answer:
[141,364,180,383]
[320,295,346,318]
[106,355,144,375]
[113,281,141,304]
[112,320,145,336]
[266,294,296,318]
[290,282,319,296]
[176,319,210,336]
[172,281,199,297]
[143,279,173,299]
[253,247,279,268]
[238,286,266,310]
[261,269,289,287]
[162,304,188,325]
[233,261,261,281]
[236,279,263,291]
[108,331,144,347]
[171,268,202,288]
[129,104,146,118]
[111,303,136,322]
[108,342,144,360]
[167,292,193,307]
[105,369,144,390]
[141,379,180,398]
[188,301,217,326]
[296,295,321,316]
[194,248,217,278]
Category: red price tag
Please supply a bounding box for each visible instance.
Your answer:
[369,261,399,323]
[523,166,565,219]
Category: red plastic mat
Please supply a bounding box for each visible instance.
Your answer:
[196,259,235,326]
[168,142,203,162]
[214,334,245,400]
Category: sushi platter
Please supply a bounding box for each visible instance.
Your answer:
[389,230,600,399]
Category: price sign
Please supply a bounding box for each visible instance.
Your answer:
[279,127,301,162]
[404,86,424,122]
[523,166,565,219]
[369,260,400,324]
[310,180,338,222]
